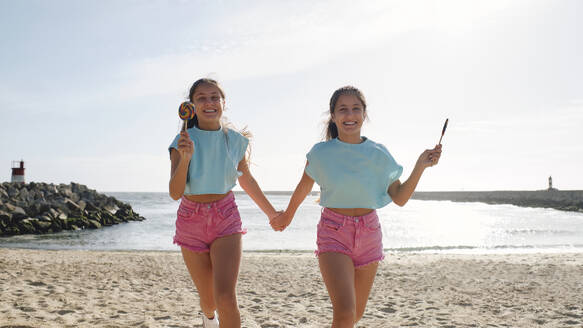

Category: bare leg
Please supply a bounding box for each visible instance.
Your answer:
[180,247,216,318]
[210,233,242,328]
[354,262,379,323]
[319,252,356,328]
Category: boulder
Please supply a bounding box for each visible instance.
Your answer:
[10,205,28,221]
[33,220,52,232]
[87,219,102,229]
[0,188,9,199]
[7,186,19,198]
[0,210,11,224]
[17,218,37,234]
[48,208,59,219]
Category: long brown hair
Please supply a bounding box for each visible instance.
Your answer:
[324,86,367,140]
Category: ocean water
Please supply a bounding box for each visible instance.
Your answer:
[1,192,583,254]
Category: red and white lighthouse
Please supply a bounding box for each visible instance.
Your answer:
[11,160,25,183]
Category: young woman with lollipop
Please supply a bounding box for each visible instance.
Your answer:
[270,86,443,327]
[169,78,279,327]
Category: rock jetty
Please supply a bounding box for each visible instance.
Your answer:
[412,190,583,212]
[0,182,145,236]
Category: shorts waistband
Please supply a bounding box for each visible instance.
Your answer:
[180,192,235,210]
[322,207,377,222]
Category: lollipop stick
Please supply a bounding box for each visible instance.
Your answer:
[438,118,449,145]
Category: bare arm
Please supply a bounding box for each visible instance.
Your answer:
[389,144,442,206]
[237,158,278,220]
[169,131,194,200]
[270,163,315,231]
[285,170,315,218]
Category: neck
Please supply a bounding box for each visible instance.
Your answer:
[337,133,363,144]
[197,121,221,131]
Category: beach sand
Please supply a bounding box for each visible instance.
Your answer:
[1,249,582,328]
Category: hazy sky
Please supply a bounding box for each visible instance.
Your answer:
[1,0,582,192]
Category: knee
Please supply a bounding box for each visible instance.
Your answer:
[214,289,238,310]
[333,305,356,326]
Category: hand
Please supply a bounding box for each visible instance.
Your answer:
[270,211,293,232]
[416,144,442,169]
[177,130,194,159]
[268,210,283,221]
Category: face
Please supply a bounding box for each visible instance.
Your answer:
[191,83,224,125]
[332,94,365,138]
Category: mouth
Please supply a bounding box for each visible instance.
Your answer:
[342,121,358,126]
[202,109,218,113]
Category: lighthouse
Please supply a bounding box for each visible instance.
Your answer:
[11,160,25,183]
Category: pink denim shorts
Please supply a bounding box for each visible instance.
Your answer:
[173,192,246,253]
[316,208,384,268]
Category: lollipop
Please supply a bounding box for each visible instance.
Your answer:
[438,118,449,145]
[178,102,195,130]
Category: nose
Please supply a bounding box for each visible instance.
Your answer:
[345,108,359,117]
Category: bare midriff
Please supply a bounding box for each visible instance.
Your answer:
[183,193,230,203]
[326,207,374,217]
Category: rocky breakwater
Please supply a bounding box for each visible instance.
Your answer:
[0,182,145,236]
[412,190,583,212]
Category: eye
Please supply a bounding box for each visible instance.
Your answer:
[196,97,206,102]
[353,107,362,112]
[211,96,220,102]
[338,108,347,112]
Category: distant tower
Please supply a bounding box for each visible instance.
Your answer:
[11,160,25,183]
[548,176,553,191]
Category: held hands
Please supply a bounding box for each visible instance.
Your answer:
[270,210,293,232]
[177,130,194,160]
[416,144,442,169]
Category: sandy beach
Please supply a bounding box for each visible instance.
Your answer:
[1,249,582,328]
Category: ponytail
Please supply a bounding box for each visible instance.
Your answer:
[186,115,199,129]
[326,119,339,141]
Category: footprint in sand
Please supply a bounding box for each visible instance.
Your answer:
[26,281,46,287]
[380,307,396,313]
[56,310,75,315]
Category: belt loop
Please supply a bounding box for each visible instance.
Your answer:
[342,217,346,227]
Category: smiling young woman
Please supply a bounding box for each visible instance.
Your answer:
[168,78,280,328]
[270,85,443,327]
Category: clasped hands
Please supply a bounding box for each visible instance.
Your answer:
[269,210,292,232]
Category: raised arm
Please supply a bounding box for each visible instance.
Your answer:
[169,131,194,200]
[389,144,442,206]
[237,158,279,220]
[271,163,315,231]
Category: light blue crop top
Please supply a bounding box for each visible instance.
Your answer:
[305,137,403,209]
[169,125,249,195]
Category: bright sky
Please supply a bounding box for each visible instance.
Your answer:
[1,0,582,192]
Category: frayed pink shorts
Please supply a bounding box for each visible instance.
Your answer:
[316,208,384,268]
[173,192,246,253]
